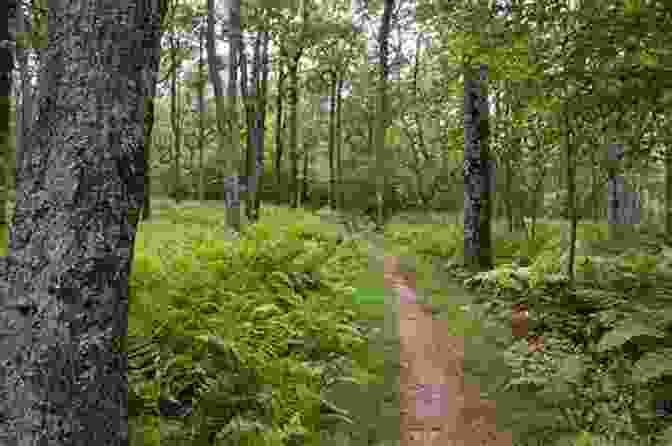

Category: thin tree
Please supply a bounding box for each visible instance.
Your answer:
[252,30,269,219]
[169,13,183,204]
[197,18,207,202]
[14,0,34,180]
[335,75,344,210]
[274,43,286,197]
[207,0,242,232]
[0,0,163,442]
[328,70,337,209]
[667,120,672,238]
[373,0,394,230]
[142,0,171,220]
[0,1,12,227]
[226,0,243,224]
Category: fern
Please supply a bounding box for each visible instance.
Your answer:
[596,319,666,353]
[632,348,672,383]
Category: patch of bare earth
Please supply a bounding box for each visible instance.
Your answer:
[397,293,513,446]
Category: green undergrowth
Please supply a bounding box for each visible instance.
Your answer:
[128,203,672,446]
[379,216,672,445]
[459,225,672,446]
[128,203,413,446]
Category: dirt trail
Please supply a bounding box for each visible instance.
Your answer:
[385,256,514,446]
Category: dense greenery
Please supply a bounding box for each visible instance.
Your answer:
[5,0,672,444]
[117,200,672,445]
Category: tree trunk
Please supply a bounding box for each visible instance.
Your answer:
[169,31,182,205]
[590,143,600,223]
[15,0,33,180]
[328,71,337,209]
[198,25,206,202]
[504,154,513,232]
[207,0,241,232]
[666,134,672,238]
[0,0,161,442]
[253,31,269,219]
[225,0,242,229]
[288,54,301,209]
[240,31,256,221]
[238,32,253,221]
[302,145,309,206]
[565,105,577,285]
[141,0,169,221]
[607,142,626,241]
[463,64,493,271]
[143,89,155,220]
[0,0,12,227]
[373,0,394,230]
[274,50,286,198]
[336,76,344,210]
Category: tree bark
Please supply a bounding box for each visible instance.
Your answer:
[0,0,162,442]
[141,0,169,221]
[328,71,337,209]
[225,0,242,228]
[142,89,154,220]
[301,142,309,206]
[666,126,672,237]
[463,64,493,271]
[239,32,255,221]
[207,0,241,232]
[373,0,394,230]
[14,0,33,180]
[274,49,286,198]
[198,23,206,202]
[565,103,577,285]
[288,53,301,208]
[253,30,269,219]
[336,75,344,210]
[169,30,182,204]
[0,1,12,227]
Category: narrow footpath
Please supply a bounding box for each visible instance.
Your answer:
[384,255,514,446]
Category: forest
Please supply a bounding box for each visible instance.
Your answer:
[0,0,672,445]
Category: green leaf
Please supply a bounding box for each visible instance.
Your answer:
[632,348,672,383]
[252,304,281,317]
[574,431,593,446]
[555,354,584,383]
[596,319,666,353]
[657,425,672,443]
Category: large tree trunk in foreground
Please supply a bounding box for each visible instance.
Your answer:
[0,0,162,443]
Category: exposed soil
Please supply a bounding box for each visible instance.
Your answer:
[385,256,514,446]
